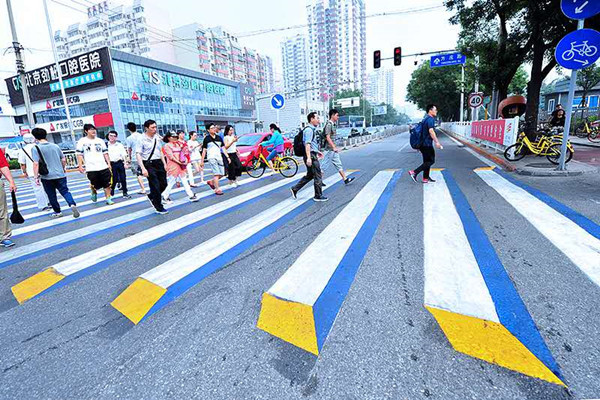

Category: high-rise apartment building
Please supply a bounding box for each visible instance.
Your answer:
[306,0,366,101]
[366,69,394,106]
[54,0,176,64]
[172,24,274,95]
[281,34,309,98]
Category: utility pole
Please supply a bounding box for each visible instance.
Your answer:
[6,0,35,128]
[473,56,480,122]
[43,0,76,146]
[459,64,465,122]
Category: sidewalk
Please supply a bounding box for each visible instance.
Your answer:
[440,129,599,177]
[569,135,600,149]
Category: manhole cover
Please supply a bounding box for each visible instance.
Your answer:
[525,162,555,168]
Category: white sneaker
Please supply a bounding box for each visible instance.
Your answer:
[162,197,173,205]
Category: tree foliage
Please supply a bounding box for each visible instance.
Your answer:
[406,62,462,121]
[576,62,600,106]
[509,66,529,96]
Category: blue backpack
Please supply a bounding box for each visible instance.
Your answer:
[409,118,427,149]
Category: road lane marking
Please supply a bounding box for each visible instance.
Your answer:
[111,172,355,324]
[424,170,564,386]
[257,170,400,355]
[0,174,275,269]
[11,173,291,303]
[11,173,231,238]
[475,168,600,287]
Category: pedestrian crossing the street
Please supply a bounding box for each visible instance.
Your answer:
[1,162,599,391]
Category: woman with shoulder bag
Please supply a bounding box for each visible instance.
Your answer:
[161,132,199,203]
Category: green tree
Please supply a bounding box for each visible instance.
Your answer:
[406,62,462,121]
[576,62,600,108]
[508,66,528,96]
[372,103,399,126]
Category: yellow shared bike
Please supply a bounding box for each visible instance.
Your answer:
[504,132,574,165]
[246,145,299,178]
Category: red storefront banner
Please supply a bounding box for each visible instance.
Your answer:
[471,120,505,145]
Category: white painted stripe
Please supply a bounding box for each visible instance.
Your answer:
[476,169,600,287]
[50,174,298,277]
[143,173,346,289]
[397,140,411,152]
[268,171,393,305]
[464,147,500,169]
[0,174,272,264]
[423,170,499,322]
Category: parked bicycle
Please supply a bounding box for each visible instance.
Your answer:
[575,117,600,143]
[246,146,299,178]
[504,132,574,164]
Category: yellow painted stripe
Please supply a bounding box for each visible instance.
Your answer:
[111,278,167,325]
[474,166,496,171]
[256,293,319,355]
[426,306,565,386]
[431,168,445,171]
[11,268,65,304]
[346,169,360,173]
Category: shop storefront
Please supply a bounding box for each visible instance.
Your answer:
[6,47,256,147]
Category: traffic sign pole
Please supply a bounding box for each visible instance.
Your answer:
[558,19,585,171]
[460,65,465,122]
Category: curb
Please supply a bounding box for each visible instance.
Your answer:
[515,161,598,177]
[570,141,600,149]
[440,129,516,172]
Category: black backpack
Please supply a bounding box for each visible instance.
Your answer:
[293,127,307,157]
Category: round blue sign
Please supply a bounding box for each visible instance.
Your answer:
[271,94,285,110]
[555,28,600,70]
[561,0,600,20]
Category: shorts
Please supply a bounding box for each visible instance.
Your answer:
[130,161,143,176]
[208,158,225,177]
[87,168,112,189]
[321,150,344,172]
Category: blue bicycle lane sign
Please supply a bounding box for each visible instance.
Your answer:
[555,28,600,70]
[562,0,600,20]
[271,94,285,110]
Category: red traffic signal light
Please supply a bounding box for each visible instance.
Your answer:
[374,50,381,69]
[394,47,402,66]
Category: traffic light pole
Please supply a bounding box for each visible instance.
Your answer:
[6,0,35,129]
[460,65,465,122]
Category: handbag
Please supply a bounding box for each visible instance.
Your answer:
[179,144,190,164]
[9,191,25,224]
[35,146,49,176]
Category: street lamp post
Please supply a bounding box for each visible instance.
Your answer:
[6,0,35,128]
[43,0,77,147]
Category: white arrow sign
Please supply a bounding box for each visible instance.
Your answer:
[576,1,589,14]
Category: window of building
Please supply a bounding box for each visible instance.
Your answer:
[547,99,555,112]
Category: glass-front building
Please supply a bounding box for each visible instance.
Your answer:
[108,49,255,135]
[7,47,256,148]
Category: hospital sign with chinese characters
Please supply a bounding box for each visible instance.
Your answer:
[5,47,114,107]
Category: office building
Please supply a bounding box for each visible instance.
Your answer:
[281,34,309,98]
[172,24,275,95]
[54,0,177,64]
[366,69,394,105]
[306,0,366,101]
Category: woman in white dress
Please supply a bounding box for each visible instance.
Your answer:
[186,131,204,186]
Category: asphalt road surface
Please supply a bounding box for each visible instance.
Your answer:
[0,131,599,400]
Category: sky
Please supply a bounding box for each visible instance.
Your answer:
[0,0,559,118]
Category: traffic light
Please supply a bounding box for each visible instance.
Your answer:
[394,47,402,66]
[374,50,381,69]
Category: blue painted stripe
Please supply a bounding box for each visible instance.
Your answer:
[442,170,563,380]
[493,168,600,240]
[20,182,288,302]
[141,178,351,323]
[312,170,401,351]
[13,177,271,239]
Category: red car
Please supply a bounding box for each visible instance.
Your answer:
[236,132,294,167]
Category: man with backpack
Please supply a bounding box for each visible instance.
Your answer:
[18,133,50,211]
[409,104,443,183]
[321,108,355,185]
[31,128,80,218]
[291,112,327,202]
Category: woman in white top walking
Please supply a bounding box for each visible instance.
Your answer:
[224,125,242,187]
[186,131,203,186]
[161,132,199,203]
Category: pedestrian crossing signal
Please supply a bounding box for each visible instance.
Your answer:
[374,50,381,69]
[394,47,402,66]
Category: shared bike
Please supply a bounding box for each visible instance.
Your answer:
[246,146,299,178]
[504,132,574,165]
[575,117,600,143]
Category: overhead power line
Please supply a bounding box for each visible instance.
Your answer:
[147,4,446,45]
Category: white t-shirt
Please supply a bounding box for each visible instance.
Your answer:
[76,137,109,172]
[126,131,142,153]
[18,143,36,177]
[187,139,201,161]
[108,141,127,162]
[224,135,237,154]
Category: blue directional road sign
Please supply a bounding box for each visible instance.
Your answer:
[562,0,600,20]
[271,94,285,110]
[555,28,600,70]
[430,52,466,68]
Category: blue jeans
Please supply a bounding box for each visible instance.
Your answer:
[41,177,76,213]
[266,148,281,161]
